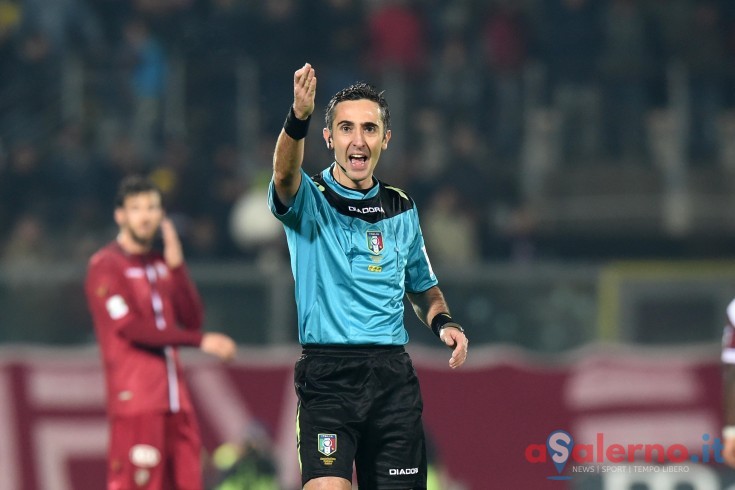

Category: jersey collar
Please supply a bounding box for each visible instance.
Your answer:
[323,164,380,200]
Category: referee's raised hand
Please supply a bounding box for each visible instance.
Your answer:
[293,62,316,120]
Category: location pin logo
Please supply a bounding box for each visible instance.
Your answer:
[546,430,574,480]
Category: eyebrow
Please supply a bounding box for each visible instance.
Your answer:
[337,120,379,128]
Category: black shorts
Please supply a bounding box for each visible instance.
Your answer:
[295,345,427,489]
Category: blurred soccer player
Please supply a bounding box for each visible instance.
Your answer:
[85,175,236,490]
[269,63,469,489]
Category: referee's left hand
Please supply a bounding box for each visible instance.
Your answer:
[440,327,468,369]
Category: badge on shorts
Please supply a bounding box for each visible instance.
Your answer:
[318,433,337,456]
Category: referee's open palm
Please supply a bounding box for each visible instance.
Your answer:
[293,63,316,120]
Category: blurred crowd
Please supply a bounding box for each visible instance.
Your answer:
[2,0,735,267]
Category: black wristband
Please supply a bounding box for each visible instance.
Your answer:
[283,106,311,140]
[431,313,463,337]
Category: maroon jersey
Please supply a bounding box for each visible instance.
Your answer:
[85,241,204,416]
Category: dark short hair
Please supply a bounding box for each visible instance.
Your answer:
[324,82,391,135]
[114,175,161,208]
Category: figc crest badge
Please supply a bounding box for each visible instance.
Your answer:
[318,433,337,456]
[366,230,384,255]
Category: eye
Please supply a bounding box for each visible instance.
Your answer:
[339,125,352,133]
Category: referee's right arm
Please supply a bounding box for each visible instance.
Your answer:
[273,63,317,207]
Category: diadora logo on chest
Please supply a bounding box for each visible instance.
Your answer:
[348,205,384,214]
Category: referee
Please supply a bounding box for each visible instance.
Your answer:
[268,63,469,490]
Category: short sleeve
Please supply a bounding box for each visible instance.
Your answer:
[268,168,316,227]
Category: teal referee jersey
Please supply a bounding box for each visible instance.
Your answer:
[268,164,438,345]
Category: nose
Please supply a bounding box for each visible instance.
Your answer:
[352,129,366,147]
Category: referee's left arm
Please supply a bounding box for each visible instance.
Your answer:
[407,286,468,369]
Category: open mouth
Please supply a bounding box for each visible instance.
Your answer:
[349,154,368,168]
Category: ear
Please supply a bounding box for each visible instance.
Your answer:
[382,129,392,150]
[322,128,332,149]
[114,208,124,227]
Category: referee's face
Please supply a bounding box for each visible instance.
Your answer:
[324,99,391,190]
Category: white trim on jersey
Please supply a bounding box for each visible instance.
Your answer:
[165,346,180,413]
[144,263,180,412]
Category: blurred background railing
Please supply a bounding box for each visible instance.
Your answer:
[3,260,734,352]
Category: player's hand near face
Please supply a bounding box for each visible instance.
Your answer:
[200,332,237,362]
[440,327,468,369]
[161,218,184,269]
[293,63,317,120]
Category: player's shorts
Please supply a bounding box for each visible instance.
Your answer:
[295,344,427,489]
[107,411,202,490]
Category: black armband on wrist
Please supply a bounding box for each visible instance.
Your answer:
[431,313,464,337]
[283,106,311,140]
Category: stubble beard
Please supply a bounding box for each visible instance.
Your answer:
[127,225,157,248]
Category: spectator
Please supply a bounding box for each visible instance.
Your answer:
[643,0,690,108]
[681,1,728,163]
[1,213,54,266]
[428,35,485,127]
[7,30,59,141]
[312,0,366,106]
[93,132,149,208]
[365,0,428,79]
[2,141,53,231]
[21,0,103,56]
[149,137,204,219]
[422,184,481,267]
[482,0,530,160]
[47,121,97,213]
[200,142,249,257]
[251,0,306,133]
[541,0,603,162]
[405,106,449,210]
[187,0,253,146]
[0,0,22,134]
[598,0,658,161]
[117,17,168,156]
